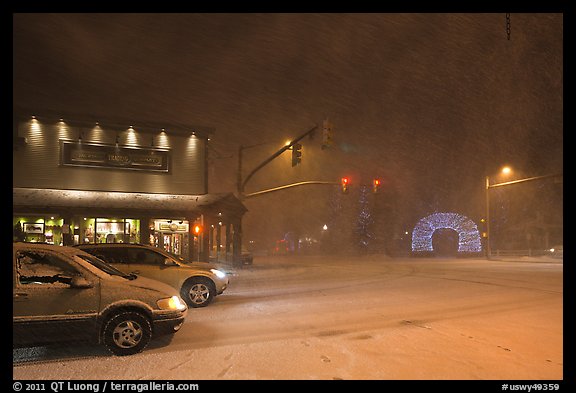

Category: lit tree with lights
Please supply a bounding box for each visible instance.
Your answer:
[324,181,397,255]
[353,185,373,254]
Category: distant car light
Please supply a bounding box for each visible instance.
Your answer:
[157,296,187,311]
[210,269,226,279]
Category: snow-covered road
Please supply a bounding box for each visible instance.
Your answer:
[13,255,563,380]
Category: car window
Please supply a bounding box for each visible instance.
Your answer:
[127,248,166,266]
[76,253,133,278]
[16,250,81,287]
[86,248,129,265]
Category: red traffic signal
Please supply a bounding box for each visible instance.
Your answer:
[341,177,349,193]
[373,179,381,193]
[193,224,203,235]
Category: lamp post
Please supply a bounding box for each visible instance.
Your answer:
[485,175,492,258]
[485,166,512,259]
[484,167,562,259]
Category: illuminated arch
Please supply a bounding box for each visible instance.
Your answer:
[412,212,482,253]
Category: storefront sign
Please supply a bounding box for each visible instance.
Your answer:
[60,140,170,172]
[158,221,189,232]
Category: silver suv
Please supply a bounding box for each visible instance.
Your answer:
[76,243,229,308]
[13,242,187,356]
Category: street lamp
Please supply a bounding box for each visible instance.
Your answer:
[237,124,319,197]
[485,167,513,258]
[484,167,562,259]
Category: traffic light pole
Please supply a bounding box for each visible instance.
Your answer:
[243,180,339,199]
[238,124,318,197]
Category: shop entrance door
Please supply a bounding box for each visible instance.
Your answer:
[162,233,183,256]
[152,220,190,260]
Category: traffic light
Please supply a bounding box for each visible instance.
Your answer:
[193,223,203,235]
[341,177,349,193]
[373,179,381,193]
[291,143,302,167]
[322,119,333,150]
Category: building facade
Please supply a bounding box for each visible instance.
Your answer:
[13,111,246,264]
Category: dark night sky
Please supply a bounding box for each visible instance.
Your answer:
[13,13,563,248]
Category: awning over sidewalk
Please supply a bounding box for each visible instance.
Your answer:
[13,187,247,218]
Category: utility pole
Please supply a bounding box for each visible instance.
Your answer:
[238,124,318,197]
[237,141,274,195]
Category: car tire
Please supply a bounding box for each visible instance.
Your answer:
[181,277,215,308]
[102,311,152,356]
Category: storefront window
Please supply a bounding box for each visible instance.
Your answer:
[81,218,96,244]
[94,218,140,244]
[13,217,64,245]
[45,217,64,245]
[127,218,140,243]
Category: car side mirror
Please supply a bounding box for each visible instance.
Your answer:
[163,258,177,266]
[70,276,93,289]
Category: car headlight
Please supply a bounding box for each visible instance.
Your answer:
[210,268,226,279]
[157,296,187,311]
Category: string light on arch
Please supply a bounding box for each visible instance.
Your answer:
[411,212,482,253]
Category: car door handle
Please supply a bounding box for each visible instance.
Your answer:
[14,292,28,300]
[132,270,140,275]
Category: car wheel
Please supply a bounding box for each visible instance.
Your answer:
[103,311,152,356]
[181,278,215,308]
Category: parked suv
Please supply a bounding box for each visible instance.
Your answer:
[13,242,187,356]
[75,243,229,308]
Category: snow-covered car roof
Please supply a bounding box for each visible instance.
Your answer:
[14,242,88,256]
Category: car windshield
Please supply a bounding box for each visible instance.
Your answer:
[164,250,189,264]
[76,253,137,280]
